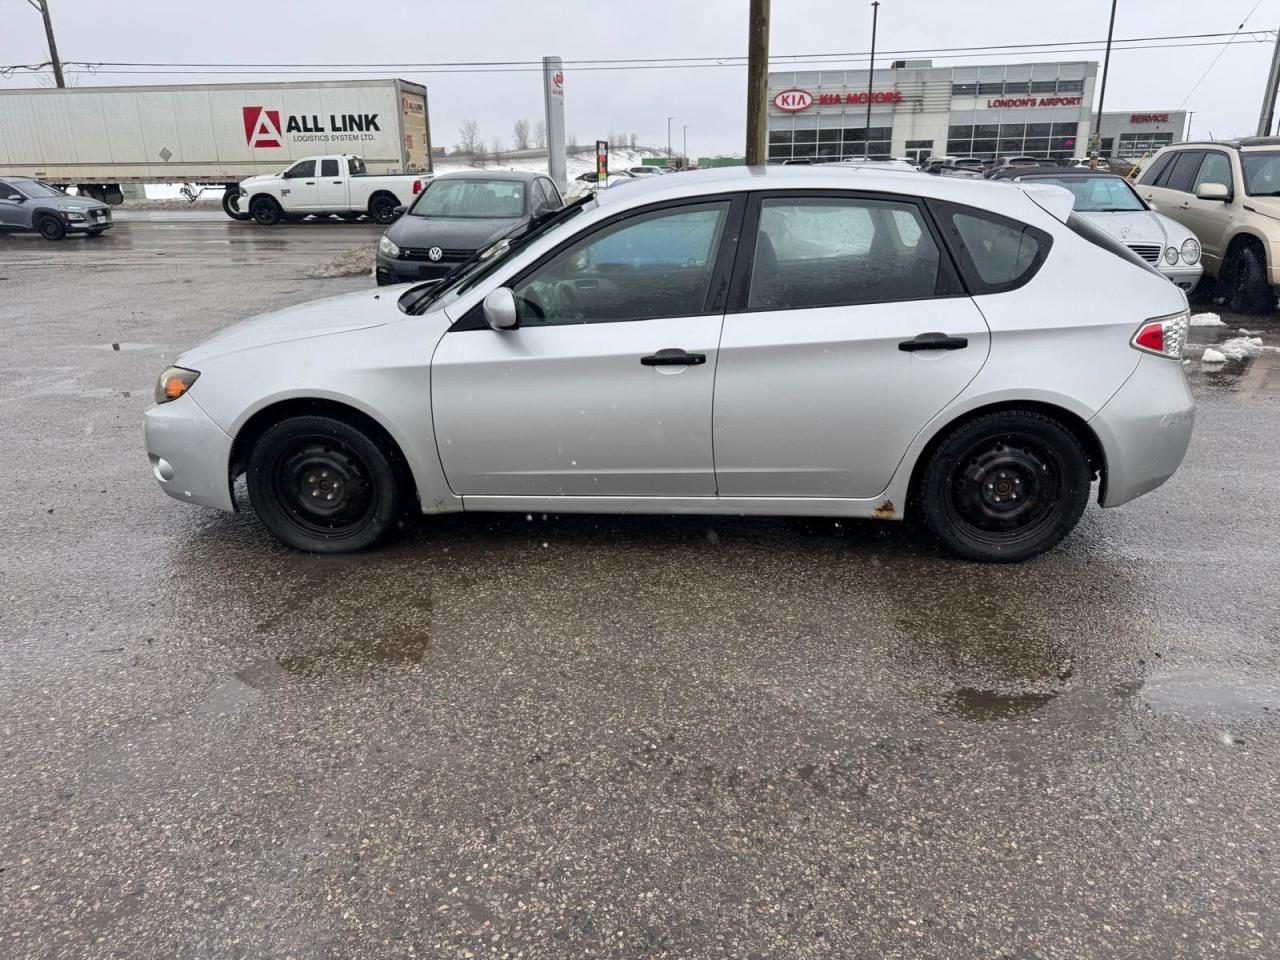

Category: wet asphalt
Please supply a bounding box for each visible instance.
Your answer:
[2,213,1279,959]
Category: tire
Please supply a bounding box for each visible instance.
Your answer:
[250,195,283,226]
[38,215,66,241]
[368,192,399,225]
[1225,243,1272,314]
[246,415,406,553]
[222,188,251,221]
[918,410,1092,563]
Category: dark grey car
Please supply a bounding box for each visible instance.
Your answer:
[375,170,563,285]
[0,177,112,240]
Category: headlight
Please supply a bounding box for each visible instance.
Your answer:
[378,234,400,258]
[1164,246,1179,265]
[65,212,86,222]
[154,366,199,404]
[1181,237,1201,264]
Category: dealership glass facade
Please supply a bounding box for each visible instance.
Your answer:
[946,122,1082,162]
[768,124,894,163]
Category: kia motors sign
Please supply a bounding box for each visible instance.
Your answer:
[773,89,814,113]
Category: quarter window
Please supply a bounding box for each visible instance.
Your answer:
[512,201,730,326]
[932,202,1051,294]
[746,197,943,310]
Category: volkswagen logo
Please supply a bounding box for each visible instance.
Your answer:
[428,246,443,261]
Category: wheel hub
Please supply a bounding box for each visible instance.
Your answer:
[951,441,1054,531]
[279,442,370,526]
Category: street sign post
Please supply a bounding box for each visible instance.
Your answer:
[596,140,608,182]
[543,56,567,191]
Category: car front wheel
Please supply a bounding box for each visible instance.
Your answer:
[918,410,1092,563]
[38,215,66,241]
[250,196,283,226]
[246,415,406,553]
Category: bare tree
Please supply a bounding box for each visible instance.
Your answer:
[533,120,547,148]
[471,141,489,167]
[629,132,638,150]
[458,118,481,154]
[491,138,504,162]
[513,118,531,151]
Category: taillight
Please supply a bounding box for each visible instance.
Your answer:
[413,179,423,194]
[1131,309,1189,359]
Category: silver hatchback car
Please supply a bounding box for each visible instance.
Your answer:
[145,167,1195,562]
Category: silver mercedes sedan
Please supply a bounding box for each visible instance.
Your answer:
[144,166,1195,562]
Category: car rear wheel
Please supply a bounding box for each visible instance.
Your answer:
[250,196,283,226]
[368,193,399,225]
[1225,243,1272,314]
[38,215,66,241]
[919,410,1092,563]
[246,415,406,553]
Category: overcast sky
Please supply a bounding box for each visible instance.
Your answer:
[2,0,1277,155]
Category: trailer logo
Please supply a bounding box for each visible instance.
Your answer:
[243,107,283,148]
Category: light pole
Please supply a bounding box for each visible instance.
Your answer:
[865,1,880,155]
[682,124,688,160]
[667,116,675,158]
[1091,0,1118,165]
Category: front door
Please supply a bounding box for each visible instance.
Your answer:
[713,192,990,499]
[281,159,320,210]
[0,181,25,229]
[431,197,741,497]
[316,157,347,209]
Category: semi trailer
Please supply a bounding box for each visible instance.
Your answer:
[0,78,431,219]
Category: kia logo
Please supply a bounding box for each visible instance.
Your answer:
[554,71,564,87]
[772,88,814,113]
[428,246,443,261]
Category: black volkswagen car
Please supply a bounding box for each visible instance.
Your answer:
[375,170,564,285]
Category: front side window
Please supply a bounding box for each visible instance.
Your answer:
[512,201,729,326]
[1241,151,1280,196]
[933,203,1050,293]
[0,182,20,201]
[11,179,63,199]
[412,179,525,218]
[747,197,943,310]
[1193,153,1233,194]
[285,160,315,179]
[320,158,340,177]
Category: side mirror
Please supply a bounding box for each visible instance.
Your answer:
[483,287,518,330]
[1195,182,1230,201]
[393,204,407,216]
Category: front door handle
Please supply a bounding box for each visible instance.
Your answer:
[305,180,316,185]
[641,348,706,366]
[899,332,969,352]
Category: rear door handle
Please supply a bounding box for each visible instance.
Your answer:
[899,332,968,352]
[641,348,706,366]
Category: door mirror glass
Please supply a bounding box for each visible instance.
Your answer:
[1195,182,1230,201]
[483,287,518,330]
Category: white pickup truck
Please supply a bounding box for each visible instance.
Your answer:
[235,154,428,225]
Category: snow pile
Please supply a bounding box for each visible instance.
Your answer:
[1201,348,1227,364]
[1190,313,1226,327]
[306,245,374,279]
[1202,337,1277,362]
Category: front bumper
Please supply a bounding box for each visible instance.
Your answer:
[375,252,457,286]
[1157,262,1203,292]
[143,393,236,512]
[1091,353,1196,508]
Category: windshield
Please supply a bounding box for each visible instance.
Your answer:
[398,195,593,315]
[16,180,66,199]
[1031,176,1145,212]
[1242,151,1280,195]
[411,178,526,218]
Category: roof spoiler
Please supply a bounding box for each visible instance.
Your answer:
[1019,182,1075,223]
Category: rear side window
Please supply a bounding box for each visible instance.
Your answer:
[1163,151,1205,193]
[929,201,1051,294]
[747,196,947,310]
[1137,152,1174,186]
[320,158,340,177]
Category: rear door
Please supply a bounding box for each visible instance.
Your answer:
[316,157,348,209]
[1141,149,1203,216]
[1182,150,1235,271]
[712,191,990,499]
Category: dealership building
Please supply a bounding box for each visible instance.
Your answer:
[767,60,1185,165]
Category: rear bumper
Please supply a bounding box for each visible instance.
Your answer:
[1091,353,1195,507]
[143,393,236,512]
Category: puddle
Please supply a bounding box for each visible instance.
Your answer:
[1140,672,1280,722]
[940,685,1058,722]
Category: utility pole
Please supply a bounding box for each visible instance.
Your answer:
[746,0,770,165]
[26,0,65,88]
[1256,28,1280,136]
[683,124,688,159]
[1091,0,1118,165]
[865,1,880,152]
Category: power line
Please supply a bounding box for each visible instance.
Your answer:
[1178,0,1267,108]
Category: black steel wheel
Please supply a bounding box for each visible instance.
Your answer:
[919,410,1092,562]
[368,193,399,225]
[250,196,283,226]
[247,415,406,553]
[38,215,66,241]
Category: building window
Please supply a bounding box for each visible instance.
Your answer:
[1030,80,1058,93]
[904,139,934,163]
[978,81,1004,96]
[1115,132,1174,159]
[951,82,977,97]
[764,124,893,163]
[1057,79,1084,93]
